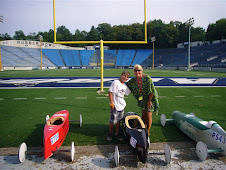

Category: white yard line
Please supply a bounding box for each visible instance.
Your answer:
[175,96,186,98]
[158,96,167,98]
[13,98,27,100]
[194,96,204,98]
[211,95,221,97]
[75,97,88,99]
[96,97,108,99]
[34,97,47,100]
[54,97,67,100]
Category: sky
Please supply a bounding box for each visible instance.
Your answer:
[0,0,226,37]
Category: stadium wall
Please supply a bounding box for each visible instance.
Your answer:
[0,40,84,50]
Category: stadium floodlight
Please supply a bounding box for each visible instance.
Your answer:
[39,35,43,70]
[185,18,194,71]
[53,0,148,93]
[0,16,3,23]
[151,36,156,69]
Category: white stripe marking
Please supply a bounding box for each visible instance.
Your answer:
[175,96,186,98]
[194,96,204,98]
[211,95,221,97]
[54,97,66,100]
[34,97,47,100]
[0,98,4,100]
[75,97,87,99]
[159,96,167,98]
[96,97,107,99]
[14,98,27,100]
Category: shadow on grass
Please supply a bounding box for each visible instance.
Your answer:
[160,121,191,143]
[24,124,44,147]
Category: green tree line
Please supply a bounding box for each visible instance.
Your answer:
[1,18,225,49]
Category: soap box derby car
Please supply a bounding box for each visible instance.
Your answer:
[18,110,82,162]
[114,112,171,166]
[161,111,226,161]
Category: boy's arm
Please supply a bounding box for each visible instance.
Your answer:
[108,91,114,110]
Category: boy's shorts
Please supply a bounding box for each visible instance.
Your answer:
[110,109,124,125]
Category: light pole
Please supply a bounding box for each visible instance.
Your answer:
[151,36,156,69]
[39,35,43,70]
[0,45,3,71]
[0,16,3,71]
[185,18,194,71]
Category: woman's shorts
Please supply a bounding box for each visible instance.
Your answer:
[109,109,124,125]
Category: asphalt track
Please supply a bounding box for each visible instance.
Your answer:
[0,77,226,88]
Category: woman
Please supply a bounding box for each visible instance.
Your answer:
[126,64,159,135]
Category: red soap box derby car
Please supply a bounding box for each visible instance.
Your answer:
[18,110,82,163]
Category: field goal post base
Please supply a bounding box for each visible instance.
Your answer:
[96,89,106,96]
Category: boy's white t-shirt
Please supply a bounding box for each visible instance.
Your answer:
[109,79,131,111]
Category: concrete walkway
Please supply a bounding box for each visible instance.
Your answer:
[0,142,225,169]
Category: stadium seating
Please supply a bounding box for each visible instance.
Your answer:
[60,49,81,66]
[1,45,43,67]
[142,43,226,67]
[116,50,136,66]
[80,50,95,66]
[42,49,65,67]
[1,42,226,68]
[20,47,55,67]
[132,49,152,66]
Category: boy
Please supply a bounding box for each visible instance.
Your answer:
[107,71,131,141]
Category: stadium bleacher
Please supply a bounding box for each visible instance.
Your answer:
[142,43,226,68]
[116,50,136,66]
[132,49,152,66]
[80,50,95,66]
[60,49,81,66]
[1,42,226,69]
[20,47,55,67]
[42,49,65,67]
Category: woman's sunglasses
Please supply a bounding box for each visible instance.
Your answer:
[134,70,141,72]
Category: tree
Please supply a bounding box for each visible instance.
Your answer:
[191,27,206,42]
[26,32,37,40]
[97,23,112,40]
[0,33,12,40]
[13,30,26,40]
[206,18,226,41]
[56,25,73,41]
[215,18,226,39]
[86,26,99,41]
[74,29,87,41]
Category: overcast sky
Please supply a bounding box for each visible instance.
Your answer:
[0,0,225,37]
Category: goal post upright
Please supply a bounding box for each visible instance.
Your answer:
[53,0,148,92]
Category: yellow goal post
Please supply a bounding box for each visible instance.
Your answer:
[53,0,148,93]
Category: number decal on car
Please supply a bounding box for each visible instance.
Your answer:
[212,132,225,144]
[130,137,137,148]
[51,132,59,145]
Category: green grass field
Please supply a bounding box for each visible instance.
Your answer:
[0,69,226,148]
[1,68,226,77]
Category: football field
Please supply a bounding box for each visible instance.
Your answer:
[0,69,226,147]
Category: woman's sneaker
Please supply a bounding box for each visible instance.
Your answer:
[107,133,113,141]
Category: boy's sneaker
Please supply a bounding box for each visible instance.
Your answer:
[115,134,124,141]
[107,133,113,141]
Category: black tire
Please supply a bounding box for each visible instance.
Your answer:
[138,147,148,163]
